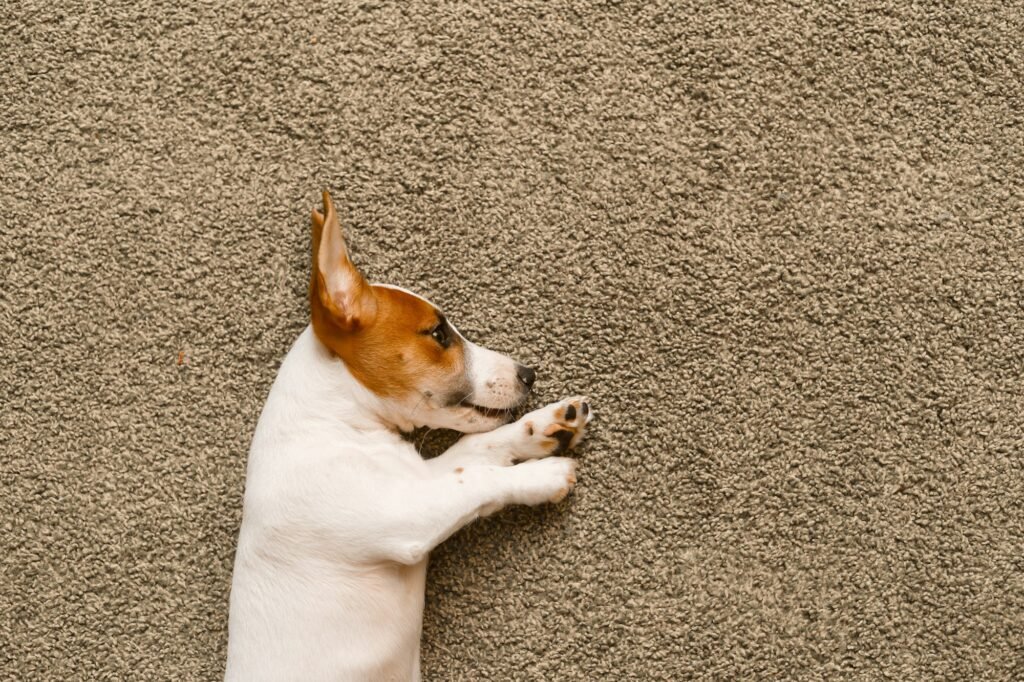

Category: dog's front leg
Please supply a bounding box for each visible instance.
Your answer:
[371,459,579,565]
[426,396,591,472]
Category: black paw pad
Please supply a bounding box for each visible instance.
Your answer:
[551,429,574,454]
[564,404,577,421]
[582,402,590,417]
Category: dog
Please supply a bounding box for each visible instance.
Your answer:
[224,191,592,681]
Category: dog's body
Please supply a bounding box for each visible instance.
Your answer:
[224,193,590,681]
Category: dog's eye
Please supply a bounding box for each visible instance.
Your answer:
[429,322,451,349]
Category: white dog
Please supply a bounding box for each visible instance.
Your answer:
[224,192,591,681]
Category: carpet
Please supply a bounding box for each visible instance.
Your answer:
[3,0,1023,679]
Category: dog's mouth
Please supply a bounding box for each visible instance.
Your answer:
[467,403,512,420]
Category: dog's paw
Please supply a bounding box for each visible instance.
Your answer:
[509,456,578,506]
[513,396,592,461]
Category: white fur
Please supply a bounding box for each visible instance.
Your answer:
[372,283,523,415]
[224,325,588,681]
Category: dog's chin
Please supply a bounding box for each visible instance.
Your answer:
[404,392,525,433]
[440,400,524,433]
[443,404,514,433]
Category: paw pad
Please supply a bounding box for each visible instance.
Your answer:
[544,426,575,455]
[512,397,592,461]
[524,396,592,458]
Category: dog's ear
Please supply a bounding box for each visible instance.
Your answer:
[311,191,377,331]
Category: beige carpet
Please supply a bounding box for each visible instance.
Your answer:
[3,0,1024,679]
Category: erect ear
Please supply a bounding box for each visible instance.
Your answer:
[311,191,376,330]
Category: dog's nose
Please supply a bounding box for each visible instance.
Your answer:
[516,364,536,389]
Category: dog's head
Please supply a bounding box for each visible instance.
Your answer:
[309,191,535,433]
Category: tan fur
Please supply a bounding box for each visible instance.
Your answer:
[309,192,467,399]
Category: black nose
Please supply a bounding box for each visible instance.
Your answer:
[516,364,536,389]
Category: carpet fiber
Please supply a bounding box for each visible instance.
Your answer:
[3,0,1024,679]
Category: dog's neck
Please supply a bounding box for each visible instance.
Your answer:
[266,326,414,440]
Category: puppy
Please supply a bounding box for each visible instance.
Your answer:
[224,192,591,681]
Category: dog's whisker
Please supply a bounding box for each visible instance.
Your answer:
[415,426,436,452]
[408,390,432,424]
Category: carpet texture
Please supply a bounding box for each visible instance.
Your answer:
[3,0,1024,679]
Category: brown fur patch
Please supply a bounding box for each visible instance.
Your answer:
[309,193,467,399]
[319,285,466,397]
